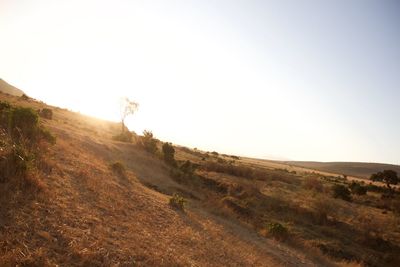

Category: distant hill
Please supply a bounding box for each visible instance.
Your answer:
[285,161,400,179]
[0,79,25,96]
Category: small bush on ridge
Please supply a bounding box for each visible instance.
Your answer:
[162,142,176,166]
[349,182,367,195]
[9,106,39,141]
[140,130,158,154]
[332,184,352,201]
[169,193,186,211]
[266,222,288,240]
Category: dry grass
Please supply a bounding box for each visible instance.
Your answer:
[2,91,400,266]
[1,92,315,266]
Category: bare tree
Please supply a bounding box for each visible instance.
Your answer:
[119,97,139,132]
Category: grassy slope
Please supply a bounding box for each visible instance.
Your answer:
[3,92,399,267]
[0,93,328,266]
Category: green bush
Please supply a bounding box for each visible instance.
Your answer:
[349,182,367,195]
[39,108,53,120]
[266,222,288,240]
[9,107,39,141]
[140,130,158,154]
[180,160,196,175]
[332,184,352,201]
[162,142,176,166]
[0,101,11,128]
[169,193,186,211]
[0,101,11,111]
[0,144,29,183]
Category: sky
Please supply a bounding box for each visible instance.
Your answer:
[0,0,399,164]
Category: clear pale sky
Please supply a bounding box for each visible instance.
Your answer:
[1,0,399,164]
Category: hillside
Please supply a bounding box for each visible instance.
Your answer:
[0,92,327,266]
[0,79,25,96]
[1,90,400,267]
[285,161,400,179]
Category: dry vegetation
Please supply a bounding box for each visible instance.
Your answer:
[1,91,400,266]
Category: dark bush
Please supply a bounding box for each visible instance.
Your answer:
[266,222,289,240]
[332,184,352,201]
[162,142,176,166]
[179,160,196,175]
[169,193,186,211]
[0,101,11,128]
[349,182,367,195]
[0,101,11,111]
[371,170,399,191]
[140,130,158,154]
[39,108,53,120]
[9,107,39,141]
[0,144,29,183]
[365,183,394,195]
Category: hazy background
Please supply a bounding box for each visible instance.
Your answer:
[1,0,399,164]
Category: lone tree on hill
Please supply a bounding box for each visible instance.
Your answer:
[119,97,139,132]
[370,170,399,190]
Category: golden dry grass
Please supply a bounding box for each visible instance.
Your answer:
[2,92,400,266]
[1,92,328,266]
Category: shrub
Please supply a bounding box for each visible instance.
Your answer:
[169,193,186,211]
[266,222,288,240]
[371,170,399,191]
[9,107,39,141]
[0,101,11,128]
[365,183,393,195]
[0,101,11,111]
[112,131,133,143]
[39,108,53,119]
[179,160,197,175]
[0,144,29,182]
[332,184,352,201]
[110,161,126,177]
[140,130,158,154]
[349,182,367,195]
[162,142,176,166]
